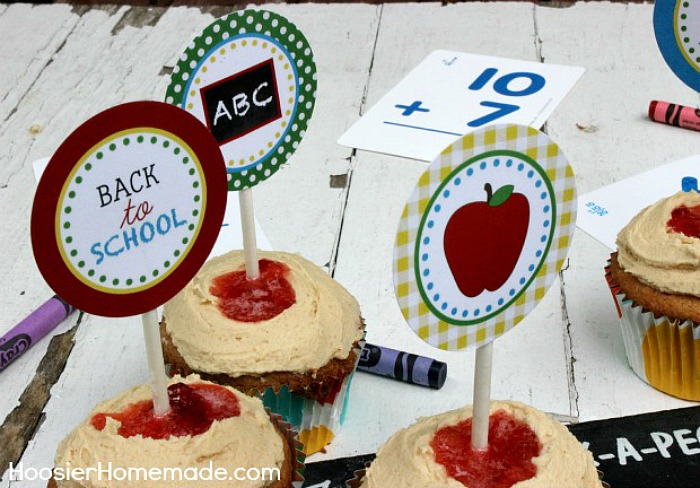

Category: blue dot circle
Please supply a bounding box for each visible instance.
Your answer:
[443,190,450,198]
[498,298,504,306]
[540,192,547,200]
[544,220,550,228]
[509,289,516,297]
[536,250,543,258]
[474,309,480,317]
[462,311,468,318]
[435,204,442,213]
[485,305,492,312]
[423,269,430,277]
[427,282,434,290]
[494,159,500,167]
[467,168,474,176]
[528,264,535,272]
[433,294,440,301]
[544,205,550,213]
[506,159,513,167]
[423,237,430,245]
[517,163,524,171]
[455,177,461,186]
[535,180,542,188]
[480,162,487,170]
[519,277,526,285]
[422,253,429,261]
[527,170,534,178]
[428,220,435,228]
[541,235,547,243]
[441,303,448,311]
[451,308,457,315]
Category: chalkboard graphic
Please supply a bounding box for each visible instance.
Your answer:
[166,9,317,190]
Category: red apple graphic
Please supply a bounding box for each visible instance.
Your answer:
[443,183,530,298]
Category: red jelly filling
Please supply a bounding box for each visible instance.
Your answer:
[90,383,240,440]
[430,410,542,488]
[210,259,296,322]
[667,204,700,238]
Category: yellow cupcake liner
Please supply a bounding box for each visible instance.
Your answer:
[606,263,700,401]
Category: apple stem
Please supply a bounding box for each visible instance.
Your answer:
[484,183,493,203]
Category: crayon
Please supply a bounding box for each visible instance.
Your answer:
[0,295,76,372]
[357,343,447,389]
[648,100,700,132]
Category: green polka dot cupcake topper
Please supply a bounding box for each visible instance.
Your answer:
[393,124,577,351]
[166,9,317,191]
[654,1,700,92]
[31,101,227,317]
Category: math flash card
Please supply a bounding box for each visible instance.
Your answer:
[577,154,700,250]
[338,50,584,161]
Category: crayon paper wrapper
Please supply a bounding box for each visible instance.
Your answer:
[605,260,700,402]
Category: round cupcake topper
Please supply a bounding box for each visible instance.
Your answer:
[165,9,317,191]
[654,0,700,92]
[393,124,577,350]
[31,101,227,317]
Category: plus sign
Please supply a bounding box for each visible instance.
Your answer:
[395,100,430,116]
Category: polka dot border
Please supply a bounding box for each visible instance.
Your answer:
[654,0,700,91]
[165,9,317,191]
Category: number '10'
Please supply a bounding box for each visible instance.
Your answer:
[466,68,546,127]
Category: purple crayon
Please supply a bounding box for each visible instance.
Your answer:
[358,343,447,389]
[0,295,76,371]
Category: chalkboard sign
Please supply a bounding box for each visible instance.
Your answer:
[304,406,700,488]
[201,59,281,145]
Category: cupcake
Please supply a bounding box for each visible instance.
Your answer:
[348,400,603,488]
[606,190,700,401]
[161,250,365,454]
[49,375,304,488]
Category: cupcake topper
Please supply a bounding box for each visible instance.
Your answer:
[393,124,577,448]
[653,1,700,92]
[166,9,317,278]
[31,101,227,414]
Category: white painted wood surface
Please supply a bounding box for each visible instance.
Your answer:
[0,1,699,485]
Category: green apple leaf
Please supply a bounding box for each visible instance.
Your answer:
[489,184,515,207]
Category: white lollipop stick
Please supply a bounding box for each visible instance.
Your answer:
[239,189,260,279]
[142,309,170,416]
[471,341,494,450]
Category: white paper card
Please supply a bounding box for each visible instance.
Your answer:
[338,50,585,161]
[32,158,272,256]
[577,155,700,250]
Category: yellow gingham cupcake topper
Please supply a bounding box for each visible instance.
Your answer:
[393,124,577,351]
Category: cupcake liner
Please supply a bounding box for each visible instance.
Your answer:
[605,259,700,401]
[259,331,364,455]
[266,410,306,488]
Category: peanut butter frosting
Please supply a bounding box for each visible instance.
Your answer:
[53,375,286,488]
[617,191,700,296]
[163,250,363,376]
[360,401,601,488]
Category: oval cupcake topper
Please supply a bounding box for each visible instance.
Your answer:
[31,101,227,317]
[165,9,317,191]
[654,0,700,92]
[393,124,577,350]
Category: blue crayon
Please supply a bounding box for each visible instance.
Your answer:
[357,343,447,389]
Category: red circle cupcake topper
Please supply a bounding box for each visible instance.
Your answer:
[31,101,227,317]
[393,124,577,350]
